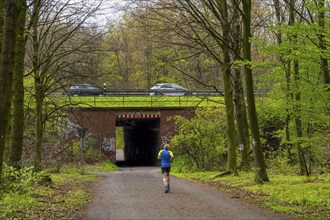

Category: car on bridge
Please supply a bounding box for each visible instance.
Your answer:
[149,83,188,96]
[68,84,104,96]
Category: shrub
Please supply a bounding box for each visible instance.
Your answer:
[171,107,227,171]
[1,165,51,194]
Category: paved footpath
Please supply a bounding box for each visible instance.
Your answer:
[77,167,295,220]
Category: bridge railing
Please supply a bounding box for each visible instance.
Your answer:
[103,89,224,96]
[60,95,224,108]
[98,89,267,97]
[49,89,267,108]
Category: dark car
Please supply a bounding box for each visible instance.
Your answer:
[149,83,188,96]
[68,84,103,96]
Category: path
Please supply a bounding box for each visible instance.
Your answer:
[77,167,295,220]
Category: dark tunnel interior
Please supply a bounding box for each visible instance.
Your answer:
[117,118,160,166]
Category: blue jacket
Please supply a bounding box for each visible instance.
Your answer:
[158,149,174,168]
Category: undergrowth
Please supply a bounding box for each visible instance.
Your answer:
[172,167,329,220]
[0,162,119,219]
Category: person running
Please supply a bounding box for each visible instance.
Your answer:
[157,143,174,193]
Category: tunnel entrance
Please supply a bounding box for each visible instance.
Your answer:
[116,118,160,166]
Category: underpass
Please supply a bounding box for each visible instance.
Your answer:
[65,91,230,166]
[68,107,195,166]
[117,118,160,166]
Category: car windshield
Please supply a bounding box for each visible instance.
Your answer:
[151,83,185,90]
[70,84,99,89]
[86,85,99,90]
[172,84,184,89]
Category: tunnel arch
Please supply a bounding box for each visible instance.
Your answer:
[117,118,160,166]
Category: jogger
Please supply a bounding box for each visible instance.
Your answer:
[157,144,174,193]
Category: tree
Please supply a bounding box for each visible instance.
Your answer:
[317,0,329,85]
[231,0,249,169]
[286,0,305,175]
[255,0,330,175]
[0,0,19,176]
[24,0,104,171]
[242,0,269,181]
[172,0,238,173]
[8,0,27,168]
[123,0,259,173]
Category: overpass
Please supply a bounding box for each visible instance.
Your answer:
[63,89,267,166]
[69,107,196,166]
[67,99,201,166]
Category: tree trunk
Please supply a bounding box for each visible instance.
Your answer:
[242,0,269,182]
[287,0,306,176]
[32,0,43,171]
[293,59,306,175]
[176,0,238,172]
[318,0,329,85]
[231,4,249,170]
[233,65,249,170]
[9,0,27,168]
[33,37,44,171]
[0,0,18,176]
[273,0,294,162]
[221,0,237,174]
[0,0,4,54]
[285,64,294,162]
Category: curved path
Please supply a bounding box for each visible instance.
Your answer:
[77,167,295,220]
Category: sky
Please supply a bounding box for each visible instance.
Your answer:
[86,0,127,29]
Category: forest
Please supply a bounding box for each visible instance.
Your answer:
[0,0,329,219]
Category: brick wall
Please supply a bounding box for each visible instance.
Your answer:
[68,108,195,163]
[159,108,196,143]
[69,109,117,162]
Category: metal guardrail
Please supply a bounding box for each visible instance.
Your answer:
[49,89,268,108]
[103,89,225,96]
[101,89,268,96]
[63,96,224,108]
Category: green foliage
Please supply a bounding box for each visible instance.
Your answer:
[65,189,88,208]
[85,161,120,173]
[0,191,39,219]
[170,156,191,173]
[170,107,228,171]
[116,127,124,149]
[83,145,109,164]
[0,161,117,219]
[1,165,50,194]
[0,165,51,219]
[251,0,330,175]
[57,162,119,175]
[252,0,330,175]
[257,96,330,174]
[172,170,330,220]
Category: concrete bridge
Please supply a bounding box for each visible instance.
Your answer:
[68,107,195,166]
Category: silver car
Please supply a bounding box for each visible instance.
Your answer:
[149,83,188,96]
[68,84,103,96]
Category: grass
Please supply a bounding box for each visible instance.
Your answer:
[49,95,224,108]
[0,162,120,219]
[172,170,330,220]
